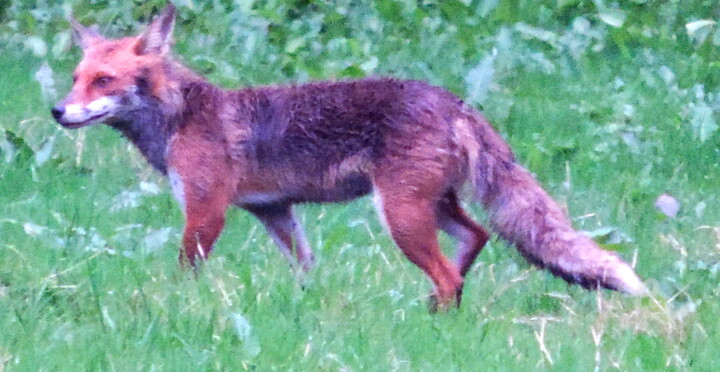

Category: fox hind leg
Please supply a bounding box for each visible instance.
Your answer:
[436,190,490,277]
[373,184,464,311]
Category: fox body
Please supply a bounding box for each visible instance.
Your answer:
[52,5,646,309]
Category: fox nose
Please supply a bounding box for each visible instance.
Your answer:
[51,106,65,121]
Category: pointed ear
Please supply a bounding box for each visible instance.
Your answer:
[69,14,104,49]
[134,4,176,55]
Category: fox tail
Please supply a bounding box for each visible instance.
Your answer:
[468,114,647,295]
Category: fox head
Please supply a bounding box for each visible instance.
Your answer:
[51,5,178,128]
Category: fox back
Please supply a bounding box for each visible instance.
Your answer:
[52,5,646,311]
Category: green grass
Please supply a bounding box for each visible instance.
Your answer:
[2,3,720,370]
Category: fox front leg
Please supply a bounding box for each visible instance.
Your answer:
[167,151,235,267]
[171,171,231,266]
[245,203,315,273]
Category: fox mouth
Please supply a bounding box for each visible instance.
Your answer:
[59,111,110,129]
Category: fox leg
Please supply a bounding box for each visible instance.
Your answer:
[168,135,238,268]
[169,166,233,267]
[436,190,490,277]
[245,204,315,272]
[181,195,229,267]
[373,185,464,311]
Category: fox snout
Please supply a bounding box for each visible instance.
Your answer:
[51,96,120,129]
[51,103,88,129]
[50,104,82,129]
[50,103,80,129]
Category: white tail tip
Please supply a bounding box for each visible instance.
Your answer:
[606,263,648,296]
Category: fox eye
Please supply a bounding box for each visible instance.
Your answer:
[93,75,114,88]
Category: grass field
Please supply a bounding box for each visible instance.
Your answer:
[1,2,720,371]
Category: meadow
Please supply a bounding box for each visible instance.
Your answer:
[1,1,719,370]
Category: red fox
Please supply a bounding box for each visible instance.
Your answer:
[51,5,646,310]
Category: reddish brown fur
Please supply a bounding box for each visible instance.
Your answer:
[52,5,646,311]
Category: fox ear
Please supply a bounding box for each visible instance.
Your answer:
[69,15,104,49]
[135,4,176,55]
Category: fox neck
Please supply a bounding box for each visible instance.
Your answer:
[108,98,175,175]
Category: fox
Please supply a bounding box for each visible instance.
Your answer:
[51,4,647,310]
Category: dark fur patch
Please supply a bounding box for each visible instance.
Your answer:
[109,106,173,174]
[238,79,432,175]
[134,68,152,96]
[180,81,224,134]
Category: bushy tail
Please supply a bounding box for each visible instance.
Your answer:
[468,115,647,295]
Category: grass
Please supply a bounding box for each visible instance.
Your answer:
[2,5,720,370]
